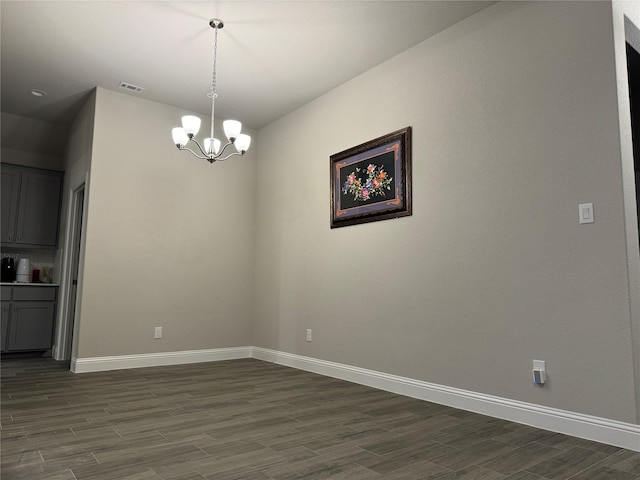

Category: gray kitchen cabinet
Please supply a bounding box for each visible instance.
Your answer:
[8,302,56,351]
[1,164,64,249]
[1,301,9,352]
[1,286,57,353]
[1,166,21,244]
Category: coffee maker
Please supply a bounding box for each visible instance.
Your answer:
[1,257,16,282]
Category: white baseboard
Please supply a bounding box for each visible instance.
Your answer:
[252,347,640,452]
[71,346,252,373]
[69,346,640,451]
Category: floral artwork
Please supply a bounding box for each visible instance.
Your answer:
[330,127,412,228]
[342,164,393,202]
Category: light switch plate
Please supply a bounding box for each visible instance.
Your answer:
[579,203,594,224]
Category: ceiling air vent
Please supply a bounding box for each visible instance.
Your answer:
[118,82,145,93]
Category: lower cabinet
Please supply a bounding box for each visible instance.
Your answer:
[1,301,9,352]
[1,286,57,353]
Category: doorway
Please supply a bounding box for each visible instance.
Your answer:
[626,40,640,243]
[619,10,640,422]
[55,184,85,361]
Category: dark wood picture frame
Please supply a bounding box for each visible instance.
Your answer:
[330,127,412,228]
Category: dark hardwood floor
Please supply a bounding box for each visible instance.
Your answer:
[1,357,639,480]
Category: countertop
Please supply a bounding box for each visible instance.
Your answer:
[1,282,59,287]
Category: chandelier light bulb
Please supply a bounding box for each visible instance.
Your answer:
[223,120,242,141]
[234,134,251,153]
[170,19,251,164]
[204,138,221,155]
[181,116,201,138]
[172,128,189,147]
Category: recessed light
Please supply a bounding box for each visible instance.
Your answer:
[28,89,47,97]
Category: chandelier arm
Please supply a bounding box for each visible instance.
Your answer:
[188,137,211,157]
[178,146,210,161]
[216,151,245,161]
[215,140,236,157]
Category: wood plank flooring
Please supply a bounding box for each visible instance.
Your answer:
[1,357,639,480]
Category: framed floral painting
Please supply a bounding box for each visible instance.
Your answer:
[330,127,412,228]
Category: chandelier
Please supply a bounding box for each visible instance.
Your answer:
[171,19,251,163]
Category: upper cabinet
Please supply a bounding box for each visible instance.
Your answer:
[1,167,21,244]
[1,164,64,249]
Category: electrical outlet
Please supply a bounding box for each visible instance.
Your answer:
[533,359,546,371]
[154,326,162,339]
[532,359,546,385]
[306,329,312,342]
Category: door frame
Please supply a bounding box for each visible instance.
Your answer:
[612,3,640,420]
[53,176,88,361]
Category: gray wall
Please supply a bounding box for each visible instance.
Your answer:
[253,1,638,423]
[1,112,68,170]
[61,1,638,425]
[58,89,96,359]
[73,88,256,357]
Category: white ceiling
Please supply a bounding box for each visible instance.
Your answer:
[1,1,495,153]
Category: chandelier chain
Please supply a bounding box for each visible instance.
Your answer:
[209,24,219,140]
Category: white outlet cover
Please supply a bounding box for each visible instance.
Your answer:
[533,359,546,371]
